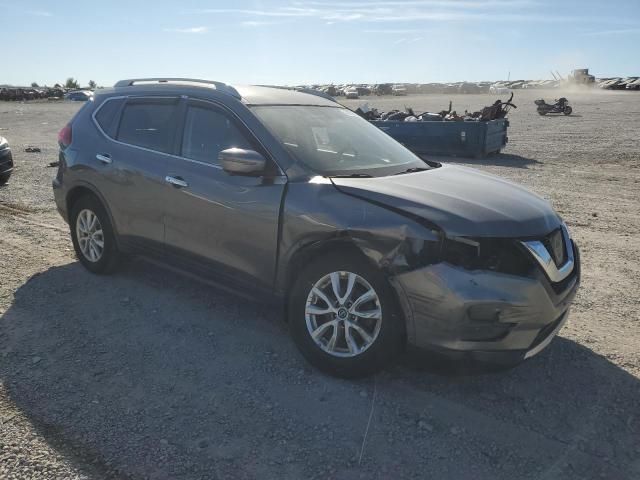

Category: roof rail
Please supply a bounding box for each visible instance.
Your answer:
[113,78,241,99]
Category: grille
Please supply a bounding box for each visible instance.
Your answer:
[550,240,579,294]
[542,229,567,267]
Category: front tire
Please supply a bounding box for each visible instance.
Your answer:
[288,253,404,378]
[69,195,119,274]
[564,106,572,115]
[0,171,11,185]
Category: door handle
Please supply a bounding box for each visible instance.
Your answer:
[165,176,188,188]
[96,153,112,164]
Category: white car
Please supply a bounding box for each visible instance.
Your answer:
[344,87,359,99]
[391,84,407,96]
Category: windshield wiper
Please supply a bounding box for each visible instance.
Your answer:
[393,167,429,175]
[329,173,373,178]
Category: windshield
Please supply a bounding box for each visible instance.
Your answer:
[252,105,429,177]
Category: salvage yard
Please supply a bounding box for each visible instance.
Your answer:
[1,89,639,479]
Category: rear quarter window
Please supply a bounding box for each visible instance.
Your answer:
[94,98,124,138]
[116,99,179,153]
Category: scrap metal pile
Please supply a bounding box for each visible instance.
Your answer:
[355,93,517,123]
[0,87,66,101]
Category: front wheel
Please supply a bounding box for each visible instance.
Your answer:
[288,253,404,378]
[564,106,572,115]
[0,171,11,186]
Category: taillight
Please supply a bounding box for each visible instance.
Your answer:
[58,124,72,148]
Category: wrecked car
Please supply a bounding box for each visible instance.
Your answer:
[53,78,580,378]
[0,136,13,185]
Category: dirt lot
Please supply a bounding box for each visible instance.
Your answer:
[0,90,639,479]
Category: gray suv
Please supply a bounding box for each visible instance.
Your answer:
[53,78,580,377]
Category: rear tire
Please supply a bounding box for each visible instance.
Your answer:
[288,253,404,378]
[69,194,120,274]
[0,171,11,185]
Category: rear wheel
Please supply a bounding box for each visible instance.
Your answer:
[288,253,404,377]
[70,195,119,274]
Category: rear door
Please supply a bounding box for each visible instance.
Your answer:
[96,96,180,250]
[162,99,286,292]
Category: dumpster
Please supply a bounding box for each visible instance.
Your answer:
[371,118,509,158]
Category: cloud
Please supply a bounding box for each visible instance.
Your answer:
[297,0,538,9]
[164,26,208,34]
[364,28,424,34]
[392,36,422,45]
[195,8,315,18]
[26,10,52,17]
[193,1,633,26]
[240,20,280,27]
[582,28,640,36]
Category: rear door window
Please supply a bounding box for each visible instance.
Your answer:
[117,99,179,153]
[94,98,124,138]
[180,104,252,165]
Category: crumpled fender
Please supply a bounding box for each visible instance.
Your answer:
[276,180,442,293]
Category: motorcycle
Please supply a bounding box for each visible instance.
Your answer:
[534,97,572,116]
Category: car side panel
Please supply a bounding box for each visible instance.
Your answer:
[97,139,167,244]
[162,157,287,291]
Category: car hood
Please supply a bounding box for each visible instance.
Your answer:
[330,165,561,237]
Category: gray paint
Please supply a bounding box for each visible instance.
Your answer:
[331,165,561,238]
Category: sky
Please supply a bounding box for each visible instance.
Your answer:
[1,0,639,87]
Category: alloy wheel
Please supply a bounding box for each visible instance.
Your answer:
[305,271,382,358]
[76,209,104,262]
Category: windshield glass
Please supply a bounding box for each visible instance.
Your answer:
[252,106,429,176]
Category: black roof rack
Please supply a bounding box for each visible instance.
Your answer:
[113,78,241,99]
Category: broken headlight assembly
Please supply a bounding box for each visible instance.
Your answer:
[440,236,535,277]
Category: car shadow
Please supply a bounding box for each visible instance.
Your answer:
[1,261,638,479]
[422,153,542,169]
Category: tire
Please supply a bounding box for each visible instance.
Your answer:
[288,253,404,378]
[537,110,547,116]
[564,106,572,116]
[69,194,120,274]
[0,171,10,185]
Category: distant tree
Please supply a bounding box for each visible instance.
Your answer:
[65,77,80,89]
[88,80,97,90]
[31,82,39,88]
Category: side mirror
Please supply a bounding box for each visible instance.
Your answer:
[219,148,266,175]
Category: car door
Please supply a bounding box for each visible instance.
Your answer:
[96,96,180,250]
[162,99,287,292]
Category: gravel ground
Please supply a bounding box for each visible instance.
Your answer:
[1,91,639,479]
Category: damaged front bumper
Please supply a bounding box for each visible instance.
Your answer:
[391,242,580,365]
